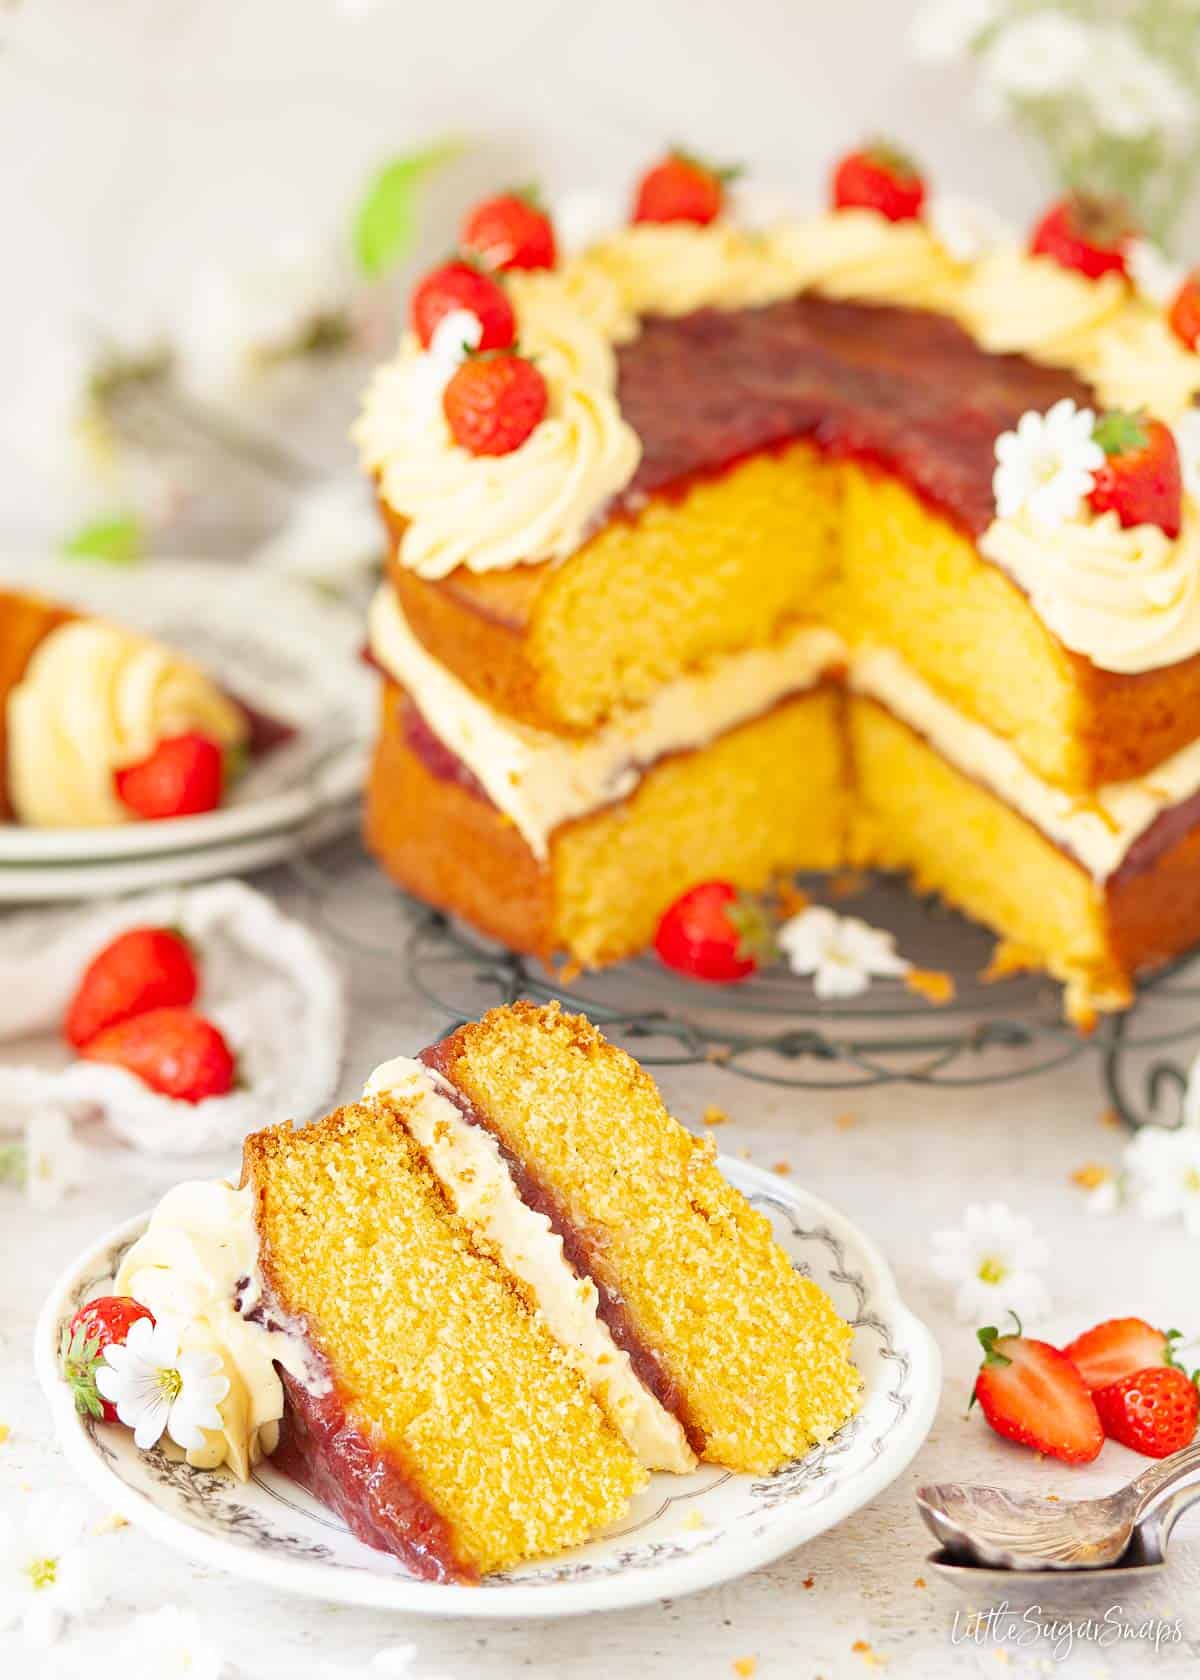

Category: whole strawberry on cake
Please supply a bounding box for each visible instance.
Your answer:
[355,140,1200,1019]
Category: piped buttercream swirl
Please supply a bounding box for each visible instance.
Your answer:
[7,620,247,828]
[980,501,1200,673]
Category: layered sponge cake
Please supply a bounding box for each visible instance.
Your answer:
[99,1004,859,1581]
[357,148,1200,1013]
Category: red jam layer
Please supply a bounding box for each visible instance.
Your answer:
[614,295,1093,538]
[420,1040,704,1455]
[273,1368,472,1583]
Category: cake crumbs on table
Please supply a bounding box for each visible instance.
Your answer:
[775,882,810,919]
[1100,1106,1123,1129]
[802,1574,815,1589]
[0,1423,9,1445]
[851,1640,887,1667]
[706,1045,732,1065]
[1070,1162,1112,1191]
[93,1511,129,1534]
[913,1576,926,1588]
[771,1160,791,1175]
[731,1658,757,1678]
[904,967,955,1005]
[681,1509,706,1531]
[702,1104,730,1127]
[834,1111,858,1130]
[829,872,868,899]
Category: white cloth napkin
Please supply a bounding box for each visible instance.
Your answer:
[0,880,345,1154]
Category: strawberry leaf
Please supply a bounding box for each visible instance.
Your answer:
[725,893,779,967]
[862,137,920,182]
[58,1323,109,1420]
[1093,409,1149,458]
[352,137,463,279]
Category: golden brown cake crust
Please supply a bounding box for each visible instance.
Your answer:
[0,589,76,821]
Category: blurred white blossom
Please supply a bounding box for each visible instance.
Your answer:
[253,475,383,591]
[911,0,999,63]
[23,1110,85,1210]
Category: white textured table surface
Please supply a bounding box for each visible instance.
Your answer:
[3,838,1199,1680]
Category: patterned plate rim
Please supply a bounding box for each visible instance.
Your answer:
[34,1160,941,1619]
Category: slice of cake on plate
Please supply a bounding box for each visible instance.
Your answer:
[79,1003,860,1581]
[0,586,248,826]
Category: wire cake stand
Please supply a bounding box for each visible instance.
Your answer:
[291,840,1200,1132]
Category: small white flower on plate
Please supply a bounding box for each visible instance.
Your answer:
[930,1201,1052,1325]
[0,1491,100,1646]
[95,1317,228,1452]
[24,1110,85,1210]
[110,1606,225,1680]
[777,906,909,999]
[909,0,998,64]
[1174,409,1200,503]
[1127,238,1185,308]
[992,399,1104,528]
[925,193,1010,265]
[409,308,484,424]
[1121,1124,1200,1236]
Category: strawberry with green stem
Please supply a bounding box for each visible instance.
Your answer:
[60,1296,154,1422]
[654,881,777,983]
[632,148,742,228]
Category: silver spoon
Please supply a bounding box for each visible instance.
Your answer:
[917,1440,1200,1576]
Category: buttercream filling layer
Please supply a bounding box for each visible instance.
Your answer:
[367,584,846,859]
[376,578,1200,882]
[849,648,1200,882]
[364,1055,696,1475]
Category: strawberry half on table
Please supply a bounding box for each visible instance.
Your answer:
[1093,1366,1200,1460]
[60,1296,154,1422]
[460,189,557,273]
[1063,1316,1185,1391]
[1029,192,1135,281]
[831,141,926,223]
[80,1006,237,1104]
[115,732,227,821]
[1087,410,1183,539]
[654,881,776,983]
[972,1318,1104,1464]
[631,149,740,228]
[64,925,199,1050]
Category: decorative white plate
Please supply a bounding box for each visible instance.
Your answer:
[36,1159,940,1618]
[0,559,374,892]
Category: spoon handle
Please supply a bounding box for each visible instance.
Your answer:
[1130,1441,1200,1525]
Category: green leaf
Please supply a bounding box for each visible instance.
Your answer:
[1093,409,1149,459]
[352,136,464,279]
[0,1143,25,1187]
[61,512,145,566]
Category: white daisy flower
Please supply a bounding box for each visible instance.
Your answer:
[977,12,1092,104]
[909,0,999,64]
[24,1110,85,1210]
[94,1317,228,1452]
[0,1491,100,1646]
[109,1606,225,1680]
[1174,409,1200,503]
[930,1201,1052,1325]
[992,399,1103,528]
[408,307,484,424]
[777,906,909,1000]
[1121,1124,1200,1237]
[1127,238,1186,309]
[1082,27,1198,142]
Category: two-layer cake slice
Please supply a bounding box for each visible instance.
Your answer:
[239,1003,860,1579]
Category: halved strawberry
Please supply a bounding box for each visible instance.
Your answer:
[1063,1317,1182,1392]
[410,260,515,352]
[80,1006,237,1104]
[1029,193,1134,281]
[460,189,557,272]
[1087,410,1183,538]
[1169,270,1200,352]
[1094,1366,1199,1459]
[65,926,199,1050]
[972,1319,1104,1464]
[60,1296,154,1422]
[832,141,926,223]
[115,733,225,820]
[654,881,776,983]
[631,149,740,227]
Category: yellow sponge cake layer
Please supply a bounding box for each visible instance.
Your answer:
[243,1101,644,1577]
[367,678,847,967]
[428,1002,861,1474]
[393,440,840,736]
